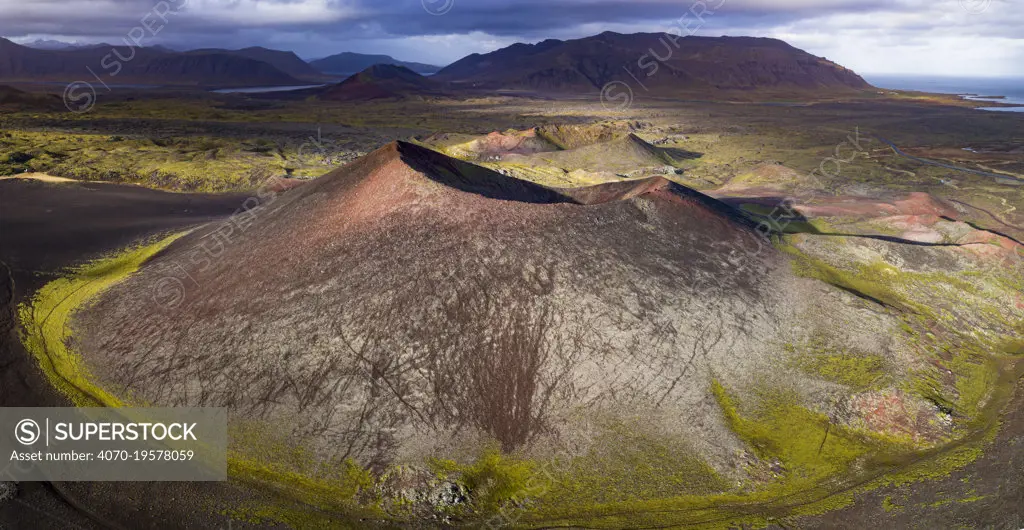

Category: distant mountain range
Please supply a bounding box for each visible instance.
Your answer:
[435,32,870,93]
[310,52,442,75]
[22,39,175,54]
[0,38,304,87]
[19,39,87,50]
[0,39,438,87]
[1,32,871,95]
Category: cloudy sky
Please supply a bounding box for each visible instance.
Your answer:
[1,0,1021,77]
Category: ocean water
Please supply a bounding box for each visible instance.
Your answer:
[864,74,1024,113]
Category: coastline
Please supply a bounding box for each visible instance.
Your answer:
[865,74,1024,112]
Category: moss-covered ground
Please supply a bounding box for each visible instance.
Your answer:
[17,232,188,406]
[785,336,889,391]
[0,130,326,191]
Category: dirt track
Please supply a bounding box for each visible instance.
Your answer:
[876,136,1024,183]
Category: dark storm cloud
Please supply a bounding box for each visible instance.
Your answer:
[348,0,890,37]
[0,0,896,41]
[0,0,1020,75]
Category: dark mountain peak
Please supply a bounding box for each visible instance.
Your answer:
[309,52,441,75]
[237,46,301,60]
[535,38,564,51]
[319,64,441,101]
[436,31,871,94]
[360,64,420,80]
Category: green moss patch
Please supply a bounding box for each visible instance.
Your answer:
[0,130,327,191]
[797,352,887,390]
[432,449,539,514]
[1000,336,1024,356]
[780,245,914,310]
[18,232,188,407]
[546,422,729,505]
[786,337,888,390]
[712,381,886,483]
[903,346,998,425]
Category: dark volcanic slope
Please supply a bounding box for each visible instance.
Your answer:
[0,38,301,86]
[319,64,444,100]
[0,84,62,110]
[189,46,321,80]
[310,52,442,75]
[77,140,793,471]
[435,32,870,93]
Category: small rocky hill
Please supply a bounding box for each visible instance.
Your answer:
[319,64,444,100]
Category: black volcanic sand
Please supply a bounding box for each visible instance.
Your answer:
[0,180,285,529]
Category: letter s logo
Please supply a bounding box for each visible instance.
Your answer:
[15,419,40,446]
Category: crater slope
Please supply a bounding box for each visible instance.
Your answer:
[64,140,1014,523]
[79,140,788,462]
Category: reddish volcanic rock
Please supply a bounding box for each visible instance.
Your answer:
[795,192,958,220]
[850,390,950,444]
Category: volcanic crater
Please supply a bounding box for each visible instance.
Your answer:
[73,141,907,481]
